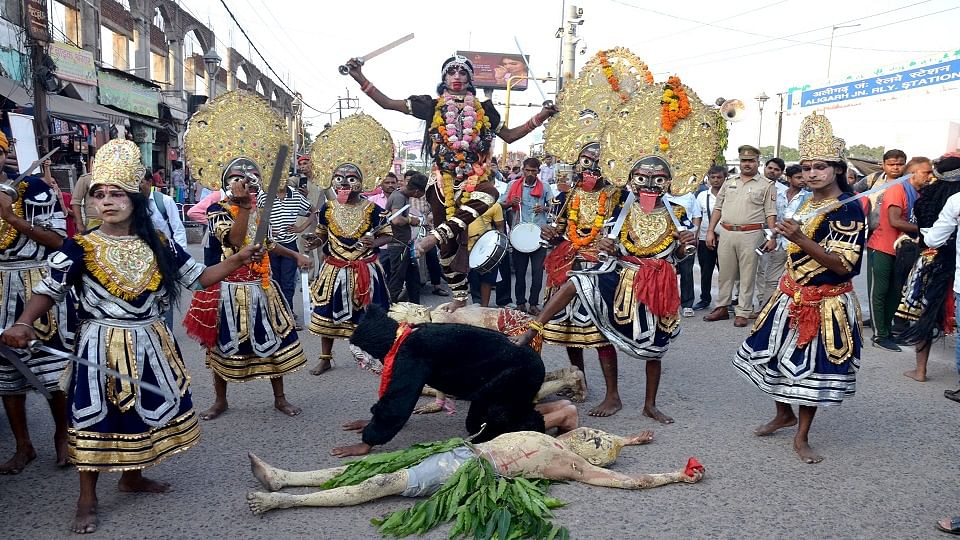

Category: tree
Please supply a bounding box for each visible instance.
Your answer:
[760,145,800,162]
[846,144,884,162]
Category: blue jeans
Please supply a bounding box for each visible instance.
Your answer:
[269,240,300,318]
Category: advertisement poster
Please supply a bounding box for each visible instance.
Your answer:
[456,50,528,91]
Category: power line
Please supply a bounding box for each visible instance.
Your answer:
[216,0,324,113]
[629,0,789,45]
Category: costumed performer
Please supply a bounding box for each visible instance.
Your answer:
[182,90,311,421]
[0,132,72,474]
[731,112,865,464]
[342,54,557,311]
[0,139,265,534]
[304,114,394,376]
[246,427,703,538]
[896,154,960,383]
[521,79,715,425]
[330,304,577,457]
[539,47,654,417]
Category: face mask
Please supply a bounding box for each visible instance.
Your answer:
[638,191,660,213]
[580,171,599,191]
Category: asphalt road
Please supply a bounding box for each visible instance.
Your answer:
[3,246,959,539]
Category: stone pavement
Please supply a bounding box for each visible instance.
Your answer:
[2,247,959,539]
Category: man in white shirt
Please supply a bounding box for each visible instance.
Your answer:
[139,171,187,329]
[539,155,557,185]
[664,184,703,317]
[692,166,726,310]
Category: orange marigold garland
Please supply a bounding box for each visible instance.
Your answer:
[430,94,492,219]
[567,191,609,248]
[597,51,630,103]
[660,76,691,133]
[227,203,272,288]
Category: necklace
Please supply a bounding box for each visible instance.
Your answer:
[77,230,161,301]
[620,206,675,256]
[567,191,608,248]
[328,201,371,239]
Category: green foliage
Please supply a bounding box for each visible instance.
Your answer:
[320,438,465,489]
[759,146,800,162]
[372,458,569,540]
[846,144,885,162]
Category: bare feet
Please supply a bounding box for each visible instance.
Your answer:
[793,438,823,464]
[625,431,655,446]
[413,401,443,414]
[440,299,467,313]
[310,358,332,376]
[753,414,798,436]
[247,491,289,516]
[55,434,69,467]
[0,446,37,475]
[200,401,228,421]
[118,472,172,493]
[342,419,369,431]
[589,395,623,417]
[248,453,284,491]
[904,369,927,382]
[642,405,674,424]
[72,502,98,534]
[274,396,301,417]
[330,442,372,458]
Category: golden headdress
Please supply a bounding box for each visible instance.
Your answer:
[601,77,718,193]
[798,112,845,162]
[544,47,654,164]
[91,139,146,193]
[310,113,394,192]
[183,90,288,191]
[387,302,432,325]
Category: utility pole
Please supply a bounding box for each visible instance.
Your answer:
[559,4,583,91]
[336,90,359,120]
[24,0,52,154]
[774,93,784,158]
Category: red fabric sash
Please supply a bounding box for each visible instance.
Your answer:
[507,177,545,204]
[544,240,600,288]
[621,256,680,318]
[778,274,853,347]
[324,254,378,307]
[379,323,412,399]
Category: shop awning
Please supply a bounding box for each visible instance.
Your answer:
[0,76,31,107]
[46,94,109,125]
[127,113,165,130]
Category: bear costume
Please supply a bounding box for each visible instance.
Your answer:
[349,305,546,445]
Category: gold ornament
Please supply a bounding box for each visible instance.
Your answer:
[90,139,146,193]
[183,90,288,191]
[601,82,717,193]
[544,47,654,164]
[310,113,394,192]
[798,112,845,163]
[388,302,433,325]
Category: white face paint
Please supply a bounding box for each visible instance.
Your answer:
[93,186,133,225]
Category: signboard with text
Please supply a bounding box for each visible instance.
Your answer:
[98,71,159,118]
[49,42,97,85]
[24,0,49,42]
[789,57,960,110]
[456,50,529,91]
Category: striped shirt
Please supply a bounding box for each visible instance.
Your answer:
[257,186,312,244]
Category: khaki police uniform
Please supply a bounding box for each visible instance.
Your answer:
[713,173,777,318]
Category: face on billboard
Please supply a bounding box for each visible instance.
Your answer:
[457,51,529,91]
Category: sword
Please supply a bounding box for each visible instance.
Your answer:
[0,342,53,398]
[300,270,312,327]
[661,198,697,257]
[14,148,60,183]
[597,191,634,261]
[513,37,553,107]
[1,148,59,203]
[790,173,912,224]
[339,33,415,75]
[253,145,290,248]
[365,204,411,237]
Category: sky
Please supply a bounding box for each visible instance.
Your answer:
[186,0,960,161]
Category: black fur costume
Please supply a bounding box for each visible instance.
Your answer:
[350,305,546,446]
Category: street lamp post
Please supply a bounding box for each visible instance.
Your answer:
[755,92,769,151]
[203,47,222,99]
[827,23,860,81]
[502,75,556,164]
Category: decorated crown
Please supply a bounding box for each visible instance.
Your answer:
[601,79,718,193]
[544,47,654,164]
[91,139,146,193]
[310,113,394,192]
[798,112,845,162]
[183,90,288,191]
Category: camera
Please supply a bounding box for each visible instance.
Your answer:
[298,175,308,189]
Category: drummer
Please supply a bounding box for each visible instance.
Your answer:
[501,157,552,315]
[467,201,506,307]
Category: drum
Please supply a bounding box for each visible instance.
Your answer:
[510,222,542,253]
[469,230,508,274]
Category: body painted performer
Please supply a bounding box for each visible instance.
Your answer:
[539,48,654,417]
[0,134,72,474]
[0,140,265,534]
[731,113,865,464]
[247,428,703,538]
[304,114,394,375]
[330,305,577,458]
[521,79,717,425]
[182,91,310,421]
[342,54,557,311]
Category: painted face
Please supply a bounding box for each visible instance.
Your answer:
[800,160,836,190]
[575,143,602,190]
[332,164,363,203]
[92,185,133,224]
[628,156,672,195]
[563,428,623,467]
[443,65,471,93]
[221,157,262,193]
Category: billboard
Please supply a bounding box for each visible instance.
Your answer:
[456,50,528,91]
